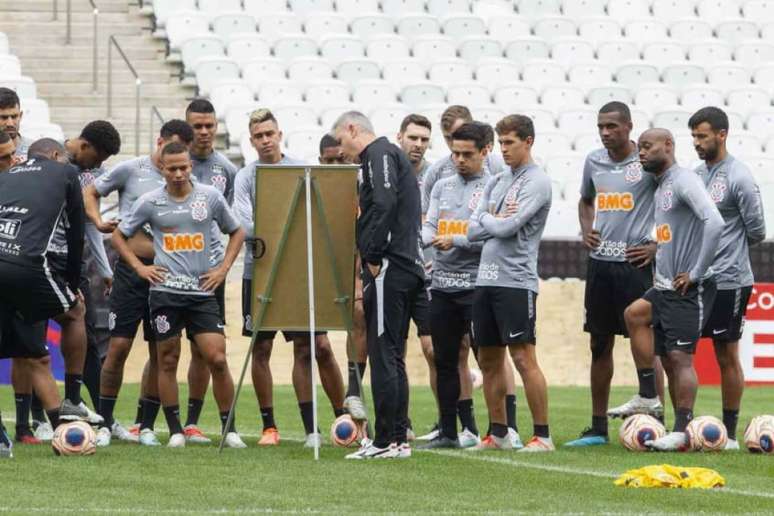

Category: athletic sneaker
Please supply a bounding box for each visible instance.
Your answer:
[458,428,481,448]
[397,442,411,458]
[417,423,440,441]
[112,421,139,443]
[139,428,161,446]
[304,432,323,448]
[343,395,367,421]
[508,428,524,450]
[518,436,555,453]
[646,431,687,451]
[406,427,416,441]
[32,421,53,441]
[607,395,664,419]
[15,433,42,445]
[0,425,12,459]
[418,435,460,449]
[564,427,609,447]
[258,427,280,446]
[59,399,90,421]
[184,425,212,444]
[96,426,112,447]
[167,433,186,448]
[470,434,512,451]
[725,439,740,451]
[345,442,398,459]
[224,432,247,449]
[128,423,140,438]
[78,402,104,425]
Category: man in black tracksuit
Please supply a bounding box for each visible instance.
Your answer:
[332,111,425,459]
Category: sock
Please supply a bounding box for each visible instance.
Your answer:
[141,396,161,431]
[534,424,550,438]
[260,406,276,430]
[591,415,608,435]
[64,373,82,405]
[333,407,346,418]
[46,409,61,429]
[490,422,508,439]
[163,405,184,436]
[31,393,46,423]
[185,398,204,427]
[299,401,314,435]
[505,394,517,431]
[134,398,144,425]
[14,393,32,435]
[723,409,739,439]
[674,407,694,433]
[99,396,117,428]
[346,361,367,398]
[637,368,657,399]
[220,411,236,433]
[457,399,479,436]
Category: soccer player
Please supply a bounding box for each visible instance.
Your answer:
[418,122,491,449]
[318,134,346,165]
[689,107,766,449]
[467,115,554,452]
[183,99,239,442]
[332,111,424,459]
[84,120,194,446]
[623,128,724,451]
[567,102,660,446]
[0,88,33,160]
[234,109,346,447]
[113,141,246,449]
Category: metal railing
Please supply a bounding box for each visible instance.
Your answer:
[107,35,142,156]
[149,106,165,154]
[54,0,98,92]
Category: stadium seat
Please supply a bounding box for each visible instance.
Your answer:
[412,36,458,63]
[544,200,581,237]
[224,104,257,141]
[697,0,742,23]
[715,20,760,44]
[319,104,356,128]
[273,35,319,61]
[504,37,551,62]
[181,36,225,74]
[532,131,572,162]
[290,0,335,15]
[227,35,271,67]
[574,131,602,151]
[631,108,651,136]
[428,0,472,16]
[401,83,447,106]
[244,0,289,14]
[707,63,752,91]
[596,40,640,63]
[624,20,669,42]
[305,81,351,106]
[210,81,254,119]
[577,17,623,45]
[336,59,382,83]
[287,57,334,83]
[22,123,64,143]
[545,154,585,183]
[472,106,506,126]
[533,17,577,42]
[19,98,50,127]
[561,0,605,19]
[727,87,771,117]
[286,127,324,162]
[607,0,652,23]
[352,80,398,109]
[668,19,713,42]
[661,63,706,88]
[321,36,365,61]
[336,0,380,11]
[634,84,680,113]
[747,155,774,185]
[472,0,515,17]
[673,131,700,165]
[518,105,557,130]
[642,42,686,63]
[397,15,442,37]
[476,58,521,88]
[652,0,697,22]
[727,132,763,156]
[747,110,774,139]
[0,32,8,55]
[153,0,197,28]
[194,58,240,96]
[165,11,211,49]
[568,63,613,87]
[541,86,586,111]
[428,59,474,84]
[366,35,411,60]
[488,17,532,42]
[551,38,595,64]
[381,0,427,16]
[273,104,319,131]
[680,85,724,111]
[304,13,349,39]
[753,64,774,87]
[734,41,774,67]
[458,37,503,63]
[256,13,303,41]
[258,81,305,105]
[350,15,396,40]
[0,55,21,77]
[493,85,540,107]
[519,0,562,17]
[557,108,598,137]
[211,14,257,40]
[586,84,634,105]
[199,0,242,13]
[688,40,733,64]
[242,59,286,92]
[370,104,411,135]
[615,61,660,88]
[447,83,491,105]
[442,15,486,37]
[240,132,258,164]
[381,59,427,86]
[742,0,774,24]
[521,59,566,89]
[653,107,693,131]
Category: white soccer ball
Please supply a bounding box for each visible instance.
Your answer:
[469,368,483,389]
[685,416,728,452]
[618,414,666,451]
[52,421,96,456]
[744,415,774,454]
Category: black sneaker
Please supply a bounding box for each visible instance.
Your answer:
[418,435,461,450]
[563,427,609,447]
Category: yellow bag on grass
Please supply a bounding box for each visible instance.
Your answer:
[614,464,725,489]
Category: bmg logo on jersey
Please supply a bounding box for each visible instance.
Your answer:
[596,192,633,212]
[438,219,468,236]
[0,218,21,239]
[162,232,205,252]
[656,224,672,243]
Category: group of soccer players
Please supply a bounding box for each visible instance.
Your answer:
[0,86,765,457]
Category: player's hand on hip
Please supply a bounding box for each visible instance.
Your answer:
[367,263,381,278]
[96,218,119,234]
[200,267,227,292]
[625,242,656,268]
[432,235,453,250]
[673,272,693,295]
[583,229,602,250]
[137,264,167,285]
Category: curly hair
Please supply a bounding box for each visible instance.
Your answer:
[80,120,121,157]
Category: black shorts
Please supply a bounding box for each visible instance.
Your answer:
[241,278,326,342]
[0,308,49,359]
[430,288,473,343]
[149,291,224,341]
[472,286,537,347]
[0,259,77,322]
[701,286,753,343]
[584,258,652,337]
[407,283,431,338]
[108,257,153,342]
[644,280,717,356]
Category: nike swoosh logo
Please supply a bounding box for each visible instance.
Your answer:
[712,329,728,335]
[675,340,692,346]
[362,284,371,292]
[641,372,654,377]
[157,211,170,216]
[217,324,225,329]
[509,331,524,338]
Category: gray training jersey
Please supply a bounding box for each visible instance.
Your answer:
[94,155,166,219]
[233,155,304,279]
[468,163,552,292]
[695,155,766,289]
[422,170,489,291]
[421,152,506,214]
[118,183,240,296]
[580,147,656,261]
[13,135,33,160]
[652,164,724,291]
[191,150,238,268]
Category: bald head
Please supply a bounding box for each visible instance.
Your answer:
[638,128,675,175]
[28,138,67,163]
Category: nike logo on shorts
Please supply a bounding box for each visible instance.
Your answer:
[675,340,692,346]
[509,331,524,338]
[712,329,728,335]
[217,323,225,329]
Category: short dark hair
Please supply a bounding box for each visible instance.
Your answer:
[495,114,535,141]
[160,119,194,144]
[451,122,487,151]
[399,114,432,133]
[441,105,473,132]
[186,98,215,116]
[319,133,339,155]
[80,120,121,157]
[0,88,20,110]
[161,141,189,158]
[599,101,632,123]
[28,138,64,158]
[472,121,495,146]
[688,106,729,132]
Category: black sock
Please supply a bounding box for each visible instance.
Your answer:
[674,407,693,433]
[260,406,276,430]
[141,396,161,431]
[46,409,61,429]
[505,394,517,431]
[299,401,314,435]
[491,422,508,439]
[185,398,204,427]
[637,368,657,399]
[163,405,184,436]
[346,361,367,398]
[220,411,236,433]
[333,407,345,418]
[64,373,82,405]
[591,415,608,435]
[31,393,46,423]
[534,424,550,438]
[457,399,479,435]
[14,393,32,435]
[99,396,117,428]
[134,398,144,425]
[723,409,739,439]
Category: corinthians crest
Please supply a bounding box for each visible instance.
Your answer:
[211,174,227,192]
[191,199,208,221]
[709,179,727,203]
[660,187,674,211]
[624,162,643,184]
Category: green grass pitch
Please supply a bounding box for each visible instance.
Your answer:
[0,384,773,514]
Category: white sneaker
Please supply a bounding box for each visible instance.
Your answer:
[518,436,555,453]
[111,421,139,443]
[139,428,161,446]
[224,432,247,449]
[406,427,416,441]
[33,422,54,442]
[96,426,112,447]
[167,433,186,448]
[417,425,440,441]
[458,428,481,448]
[78,402,104,425]
[183,425,212,444]
[646,431,687,451]
[304,432,323,448]
[607,395,664,419]
[343,395,367,420]
[508,428,524,450]
[725,439,740,451]
[396,443,411,458]
[345,442,398,459]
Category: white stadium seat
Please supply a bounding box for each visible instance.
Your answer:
[624,20,669,42]
[194,58,240,96]
[458,37,503,63]
[181,36,225,73]
[0,55,21,77]
[488,17,532,42]
[533,17,577,42]
[734,41,774,67]
[688,40,733,65]
[653,107,693,131]
[577,17,623,45]
[586,84,634,105]
[412,36,458,63]
[680,85,724,111]
[518,0,562,17]
[557,108,598,137]
[545,154,585,183]
[242,59,286,92]
[743,0,774,24]
[319,104,356,128]
[532,131,572,161]
[642,42,686,63]
[504,37,551,62]
[634,84,680,113]
[258,81,305,105]
[607,0,652,23]
[568,63,613,87]
[320,36,365,61]
[493,85,540,107]
[290,0,335,15]
[401,83,447,106]
[727,132,763,156]
[336,0,380,11]
[473,0,515,17]
[225,104,257,141]
[661,63,707,88]
[304,13,349,39]
[697,0,742,23]
[199,0,242,13]
[615,61,660,88]
[227,35,271,67]
[541,86,586,111]
[305,81,351,106]
[727,87,772,117]
[476,58,521,88]
[256,13,303,41]
[370,104,411,135]
[22,123,64,143]
[652,0,697,22]
[596,40,640,63]
[518,105,557,130]
[350,15,396,40]
[747,155,774,185]
[273,35,318,61]
[447,83,491,105]
[521,59,566,89]
[715,20,760,44]
[153,0,197,28]
[244,0,289,14]
[382,59,427,86]
[273,104,319,131]
[397,15,442,37]
[551,38,595,64]
[381,0,426,15]
[366,35,411,60]
[286,127,324,162]
[0,32,8,55]
[472,106,506,126]
[544,201,581,238]
[211,13,257,40]
[673,131,700,166]
[287,57,334,83]
[210,81,254,119]
[428,0,472,16]
[336,59,382,83]
[561,0,605,19]
[352,80,398,109]
[753,64,774,87]
[747,111,774,139]
[574,132,602,151]
[19,98,50,126]
[668,19,713,42]
[707,62,752,91]
[165,11,210,49]
[442,15,487,37]
[428,59,474,84]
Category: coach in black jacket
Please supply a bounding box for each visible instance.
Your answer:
[332,111,425,459]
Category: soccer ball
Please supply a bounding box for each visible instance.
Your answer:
[618,414,666,451]
[744,415,774,454]
[330,414,359,447]
[685,416,728,452]
[52,421,96,456]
